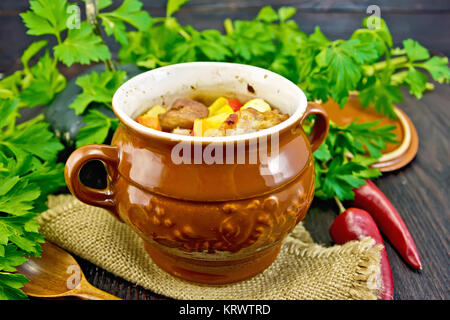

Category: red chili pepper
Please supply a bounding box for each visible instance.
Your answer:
[227,98,243,112]
[329,207,394,300]
[352,180,422,270]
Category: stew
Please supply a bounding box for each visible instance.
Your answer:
[136,96,289,137]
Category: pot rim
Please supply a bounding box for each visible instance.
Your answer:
[112,62,307,143]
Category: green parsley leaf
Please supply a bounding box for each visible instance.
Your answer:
[0,72,23,100]
[226,20,276,62]
[54,22,111,66]
[0,273,29,300]
[167,0,190,17]
[0,99,19,129]
[308,26,329,46]
[0,122,64,162]
[123,24,183,66]
[0,245,28,272]
[136,54,170,69]
[420,56,450,84]
[24,162,65,212]
[339,39,379,65]
[20,40,48,72]
[278,7,297,23]
[269,55,298,82]
[274,21,306,56]
[171,28,232,62]
[118,31,149,63]
[320,158,367,200]
[90,0,114,10]
[310,120,396,201]
[315,39,378,105]
[76,110,119,148]
[331,120,397,158]
[19,51,66,107]
[359,80,402,119]
[403,39,430,62]
[0,174,40,216]
[69,70,127,115]
[361,16,393,48]
[316,41,363,104]
[9,231,44,257]
[350,154,382,179]
[314,143,332,162]
[404,67,428,99]
[20,0,68,37]
[256,6,279,23]
[99,0,152,45]
[198,30,232,61]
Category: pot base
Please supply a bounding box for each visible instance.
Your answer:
[144,241,282,285]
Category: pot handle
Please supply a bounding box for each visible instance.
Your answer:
[64,144,121,220]
[299,102,329,152]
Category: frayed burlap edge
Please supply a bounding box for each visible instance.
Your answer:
[282,237,382,300]
[38,195,381,300]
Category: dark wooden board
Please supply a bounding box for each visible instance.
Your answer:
[1,0,450,72]
[1,0,449,300]
[2,0,450,11]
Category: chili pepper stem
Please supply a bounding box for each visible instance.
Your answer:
[334,196,346,214]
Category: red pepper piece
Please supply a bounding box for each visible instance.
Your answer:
[227,98,243,112]
[352,180,422,270]
[330,208,394,300]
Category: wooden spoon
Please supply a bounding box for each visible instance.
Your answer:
[16,241,121,300]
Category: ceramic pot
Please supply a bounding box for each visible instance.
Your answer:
[65,62,329,284]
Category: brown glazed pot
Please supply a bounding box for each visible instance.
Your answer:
[65,62,329,284]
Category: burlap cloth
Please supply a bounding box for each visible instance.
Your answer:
[37,194,382,300]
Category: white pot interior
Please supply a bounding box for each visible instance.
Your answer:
[113,62,307,142]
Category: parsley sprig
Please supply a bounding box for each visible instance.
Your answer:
[0,99,65,299]
[120,2,449,119]
[310,120,397,201]
[21,0,111,67]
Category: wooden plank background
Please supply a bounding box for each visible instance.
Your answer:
[1,0,450,73]
[1,0,449,300]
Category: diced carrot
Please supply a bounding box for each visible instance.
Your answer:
[137,115,161,131]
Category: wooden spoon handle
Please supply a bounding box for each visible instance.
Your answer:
[72,280,122,300]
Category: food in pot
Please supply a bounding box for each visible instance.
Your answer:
[136,96,289,136]
[208,107,288,137]
[158,98,209,131]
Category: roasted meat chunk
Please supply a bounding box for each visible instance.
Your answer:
[158,99,209,131]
